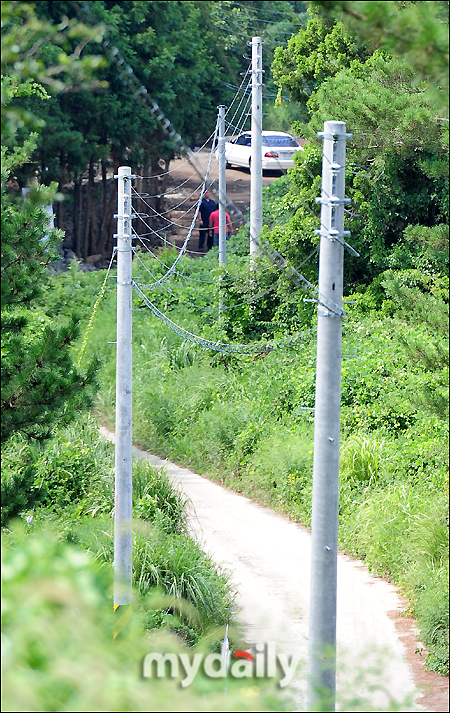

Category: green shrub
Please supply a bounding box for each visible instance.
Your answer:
[33,414,114,512]
[1,525,276,712]
[340,435,388,487]
[1,436,43,526]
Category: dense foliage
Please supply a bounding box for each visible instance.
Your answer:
[4,0,308,258]
[2,522,280,712]
[46,230,447,676]
[1,35,99,518]
[2,1,448,703]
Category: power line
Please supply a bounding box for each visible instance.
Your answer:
[136,129,218,183]
[73,1,352,314]
[133,282,315,354]
[135,227,212,257]
[130,122,219,288]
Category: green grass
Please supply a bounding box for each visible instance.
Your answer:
[4,414,236,648]
[1,525,282,712]
[33,249,449,676]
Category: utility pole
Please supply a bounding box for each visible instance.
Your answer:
[113,166,134,636]
[218,105,227,268]
[250,36,263,258]
[307,121,351,710]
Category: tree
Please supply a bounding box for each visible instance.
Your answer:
[269,9,448,286]
[1,134,98,446]
[1,5,101,518]
[12,1,310,258]
[310,0,449,113]
[268,4,448,421]
[272,12,369,111]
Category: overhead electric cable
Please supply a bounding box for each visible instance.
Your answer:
[135,237,217,280]
[135,229,210,257]
[133,282,315,354]
[132,188,199,228]
[74,1,354,307]
[130,121,219,287]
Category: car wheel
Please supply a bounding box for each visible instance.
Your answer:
[248,158,251,174]
[226,161,232,169]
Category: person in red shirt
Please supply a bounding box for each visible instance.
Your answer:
[208,206,233,248]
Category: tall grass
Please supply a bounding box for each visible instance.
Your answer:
[9,415,236,644]
[1,525,278,712]
[48,261,449,675]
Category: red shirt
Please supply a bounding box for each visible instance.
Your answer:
[209,209,230,232]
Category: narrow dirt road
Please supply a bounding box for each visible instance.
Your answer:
[145,149,280,251]
[100,429,448,712]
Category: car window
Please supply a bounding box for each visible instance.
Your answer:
[236,135,251,146]
[262,135,299,147]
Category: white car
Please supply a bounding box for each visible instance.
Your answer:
[223,130,303,172]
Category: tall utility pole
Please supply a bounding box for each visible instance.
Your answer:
[250,36,263,257]
[307,122,351,711]
[218,104,227,268]
[114,166,134,634]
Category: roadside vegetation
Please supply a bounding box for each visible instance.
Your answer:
[1,1,448,710]
[55,5,447,675]
[72,232,448,677]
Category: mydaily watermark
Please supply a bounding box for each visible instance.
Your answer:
[143,642,300,688]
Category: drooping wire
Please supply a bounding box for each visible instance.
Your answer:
[133,282,315,354]
[136,129,218,181]
[131,120,219,288]
[132,188,199,228]
[74,0,352,313]
[224,70,252,135]
[134,246,296,314]
[135,229,209,257]
[224,65,251,122]
[133,253,217,314]
[77,248,116,366]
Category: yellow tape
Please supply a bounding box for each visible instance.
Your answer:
[113,603,132,640]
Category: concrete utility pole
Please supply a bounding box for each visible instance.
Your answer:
[307,121,352,711]
[250,36,263,257]
[218,104,227,267]
[114,166,134,632]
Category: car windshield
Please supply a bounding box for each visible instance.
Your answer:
[262,135,299,147]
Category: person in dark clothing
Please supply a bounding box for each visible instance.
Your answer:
[209,206,233,246]
[198,192,216,251]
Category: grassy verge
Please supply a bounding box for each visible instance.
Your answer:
[37,253,449,676]
[2,414,236,648]
[2,521,286,712]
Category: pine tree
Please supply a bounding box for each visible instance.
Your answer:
[1,141,99,444]
[1,5,102,520]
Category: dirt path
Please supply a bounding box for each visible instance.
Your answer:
[100,429,448,712]
[145,149,279,252]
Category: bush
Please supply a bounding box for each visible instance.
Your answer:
[1,525,276,711]
[340,435,388,487]
[1,436,43,526]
